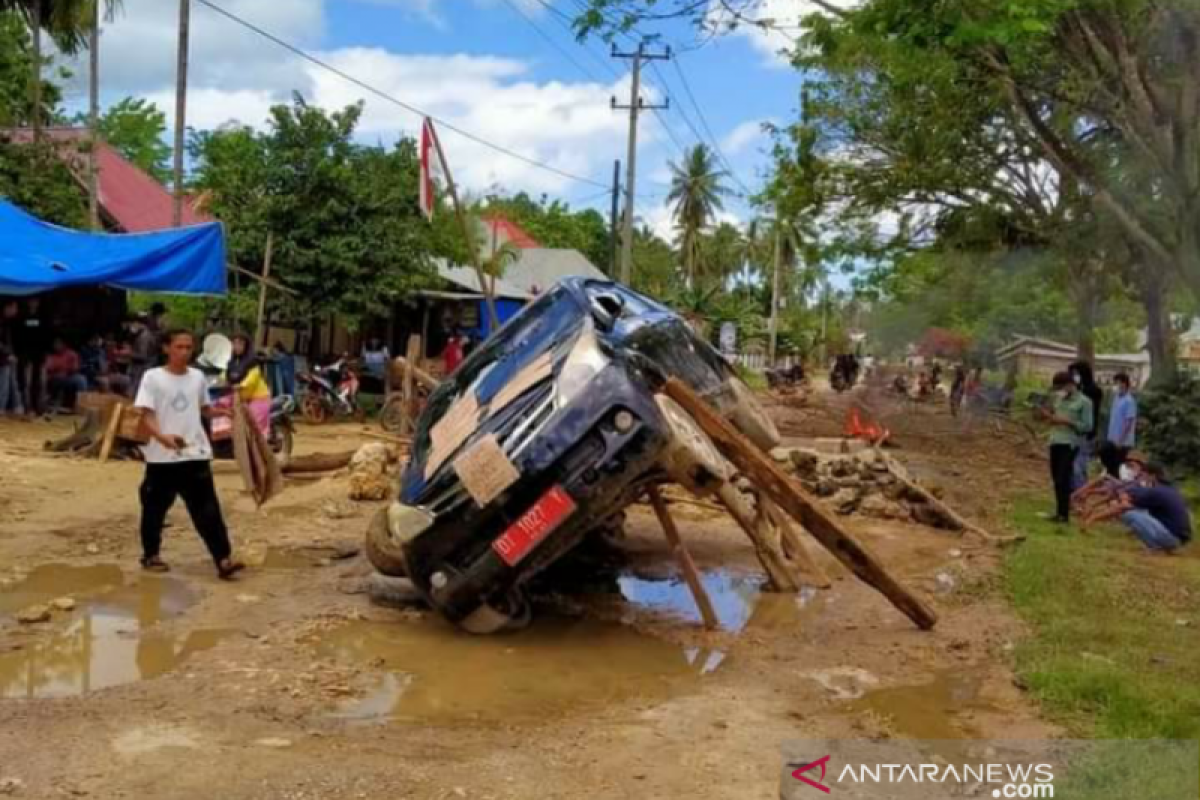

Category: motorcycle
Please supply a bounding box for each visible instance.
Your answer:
[298,357,363,423]
[766,363,806,391]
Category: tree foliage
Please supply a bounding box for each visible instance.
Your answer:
[1139,371,1200,477]
[78,97,171,182]
[668,144,731,287]
[481,192,611,272]
[190,95,442,330]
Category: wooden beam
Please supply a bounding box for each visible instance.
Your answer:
[391,355,440,392]
[401,335,422,436]
[762,497,833,589]
[714,481,801,593]
[254,232,274,349]
[662,378,938,630]
[647,485,719,631]
[98,403,124,463]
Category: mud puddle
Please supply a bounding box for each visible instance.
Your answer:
[0,566,231,699]
[618,569,826,632]
[849,670,994,739]
[312,615,722,724]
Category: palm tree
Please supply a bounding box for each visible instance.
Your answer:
[667,144,731,287]
[3,0,121,138]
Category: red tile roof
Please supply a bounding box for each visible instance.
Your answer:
[3,127,209,232]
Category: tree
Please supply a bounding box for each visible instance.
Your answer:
[190,95,441,332]
[667,144,731,287]
[629,224,676,299]
[76,97,171,182]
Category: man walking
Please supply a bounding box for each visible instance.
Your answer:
[134,329,244,579]
[1100,373,1138,478]
[1039,371,1094,523]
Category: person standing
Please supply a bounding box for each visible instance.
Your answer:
[1101,373,1138,478]
[1068,360,1103,488]
[14,296,50,416]
[128,314,158,396]
[0,300,24,416]
[134,329,244,580]
[949,365,967,417]
[1039,371,1094,523]
[44,338,88,413]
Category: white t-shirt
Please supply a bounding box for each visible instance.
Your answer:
[134,367,213,464]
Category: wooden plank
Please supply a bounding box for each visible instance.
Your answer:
[98,402,124,463]
[647,485,719,631]
[762,497,833,589]
[663,378,938,630]
[401,335,423,436]
[391,355,440,392]
[715,481,801,593]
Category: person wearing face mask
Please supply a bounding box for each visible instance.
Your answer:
[1084,462,1192,554]
[1099,372,1138,478]
[1067,360,1103,489]
[1038,371,1094,523]
[1072,451,1148,518]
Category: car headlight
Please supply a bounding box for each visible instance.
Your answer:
[556,319,609,405]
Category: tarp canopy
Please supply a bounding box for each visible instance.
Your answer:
[0,200,226,296]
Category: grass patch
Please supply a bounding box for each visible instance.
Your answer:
[735,364,768,392]
[1004,494,1200,738]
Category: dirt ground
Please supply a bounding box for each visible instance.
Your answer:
[0,387,1056,800]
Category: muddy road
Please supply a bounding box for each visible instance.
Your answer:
[0,391,1053,799]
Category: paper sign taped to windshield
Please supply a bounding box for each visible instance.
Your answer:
[453,433,520,507]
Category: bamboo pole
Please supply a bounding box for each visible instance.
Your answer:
[647,486,719,630]
[254,232,274,349]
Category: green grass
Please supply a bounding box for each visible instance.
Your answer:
[736,364,768,392]
[1004,494,1200,738]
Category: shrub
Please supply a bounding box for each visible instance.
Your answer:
[1139,371,1200,477]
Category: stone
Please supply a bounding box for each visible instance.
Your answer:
[949,549,963,559]
[935,572,957,593]
[50,597,76,612]
[828,458,856,478]
[814,479,838,498]
[15,605,50,624]
[859,494,902,519]
[770,447,793,464]
[911,503,947,528]
[85,544,100,555]
[830,489,860,515]
[788,449,821,479]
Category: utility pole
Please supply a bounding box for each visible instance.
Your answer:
[611,42,669,286]
[172,0,191,227]
[609,159,620,276]
[30,0,42,141]
[88,0,101,231]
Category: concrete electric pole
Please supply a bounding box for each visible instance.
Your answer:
[173,0,191,227]
[611,42,669,286]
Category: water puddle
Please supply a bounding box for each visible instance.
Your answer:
[848,670,989,739]
[312,616,722,724]
[617,570,827,632]
[0,566,230,699]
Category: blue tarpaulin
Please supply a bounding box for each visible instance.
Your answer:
[0,200,226,296]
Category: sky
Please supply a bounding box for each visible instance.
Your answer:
[57,0,817,242]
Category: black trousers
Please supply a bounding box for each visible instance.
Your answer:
[1098,441,1130,479]
[139,461,232,564]
[1049,444,1078,520]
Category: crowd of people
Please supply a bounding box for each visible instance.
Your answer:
[0,297,167,418]
[1036,362,1191,555]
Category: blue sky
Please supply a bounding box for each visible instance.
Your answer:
[62,0,813,238]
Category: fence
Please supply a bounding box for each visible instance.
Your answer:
[725,352,804,372]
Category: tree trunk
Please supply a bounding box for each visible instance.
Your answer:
[1139,267,1177,384]
[1066,257,1101,364]
[29,0,42,140]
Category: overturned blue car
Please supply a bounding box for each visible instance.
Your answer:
[365,277,778,633]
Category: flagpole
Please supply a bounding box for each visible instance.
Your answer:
[426,121,499,333]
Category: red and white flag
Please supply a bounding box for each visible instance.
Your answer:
[419,118,438,222]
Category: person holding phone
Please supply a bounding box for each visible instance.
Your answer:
[1038,371,1094,523]
[134,329,244,580]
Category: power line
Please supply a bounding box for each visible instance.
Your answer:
[662,58,754,196]
[193,0,609,190]
[497,0,605,84]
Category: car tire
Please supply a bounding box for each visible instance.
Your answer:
[364,508,408,577]
[728,376,781,451]
[655,395,733,493]
[458,593,532,635]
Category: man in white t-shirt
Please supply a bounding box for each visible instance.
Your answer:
[134,329,244,580]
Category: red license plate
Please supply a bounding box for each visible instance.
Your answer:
[492,486,577,567]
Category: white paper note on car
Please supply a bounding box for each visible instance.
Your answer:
[453,433,521,507]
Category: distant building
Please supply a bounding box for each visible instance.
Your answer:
[995,336,1150,385]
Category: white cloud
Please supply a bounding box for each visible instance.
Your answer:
[721,118,771,156]
[710,0,858,67]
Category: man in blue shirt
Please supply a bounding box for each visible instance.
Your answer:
[1100,373,1138,478]
[1085,462,1192,553]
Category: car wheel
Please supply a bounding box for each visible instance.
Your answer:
[459,593,532,635]
[727,376,781,451]
[364,508,408,577]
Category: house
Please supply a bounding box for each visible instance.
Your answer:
[1135,316,1200,373]
[995,336,1150,386]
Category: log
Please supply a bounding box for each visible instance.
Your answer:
[281,450,355,474]
[359,430,412,446]
[762,498,833,589]
[646,485,719,630]
[663,378,938,630]
[391,355,439,392]
[98,403,124,463]
[714,481,801,593]
[874,449,996,539]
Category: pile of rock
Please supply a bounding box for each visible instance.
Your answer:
[774,442,956,529]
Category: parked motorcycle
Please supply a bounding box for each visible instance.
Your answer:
[208,393,296,464]
[298,357,363,423]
